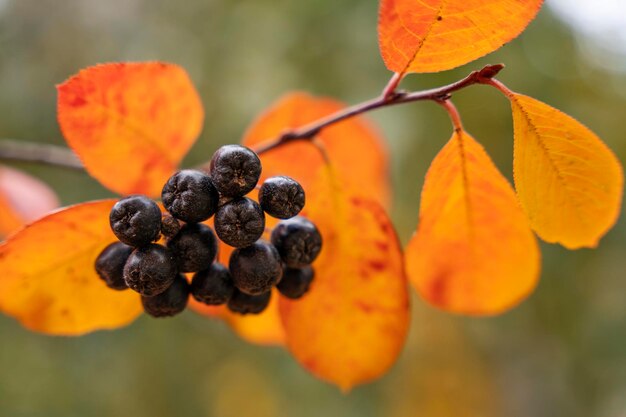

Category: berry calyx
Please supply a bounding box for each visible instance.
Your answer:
[271,217,322,267]
[214,197,265,248]
[94,242,133,290]
[141,274,190,318]
[259,175,305,219]
[229,241,282,295]
[162,169,219,223]
[167,223,218,272]
[191,263,234,305]
[160,214,181,239]
[277,266,314,299]
[227,289,271,315]
[123,244,178,297]
[109,195,162,247]
[209,145,261,197]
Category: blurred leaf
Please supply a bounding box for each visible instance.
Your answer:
[0,165,59,237]
[378,0,543,73]
[280,169,409,391]
[509,93,624,249]
[241,92,390,208]
[0,200,143,335]
[406,129,540,315]
[57,62,204,197]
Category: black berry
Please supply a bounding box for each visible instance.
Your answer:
[123,244,178,297]
[209,145,261,197]
[271,217,322,267]
[229,241,282,295]
[227,289,271,315]
[167,223,218,272]
[94,242,133,290]
[162,170,219,223]
[109,195,162,247]
[141,274,190,318]
[160,214,181,238]
[191,263,234,305]
[214,197,265,248]
[277,266,314,299]
[259,176,305,219]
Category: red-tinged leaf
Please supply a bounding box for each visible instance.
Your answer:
[508,93,624,249]
[406,130,540,315]
[0,200,143,335]
[0,165,59,237]
[279,170,409,391]
[378,0,543,74]
[57,62,204,197]
[241,92,390,208]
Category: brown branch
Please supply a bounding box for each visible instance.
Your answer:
[0,64,505,169]
[0,139,83,170]
[253,64,504,155]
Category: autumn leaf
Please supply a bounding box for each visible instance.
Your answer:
[0,165,59,237]
[0,200,143,335]
[406,129,540,315]
[279,170,409,390]
[378,0,543,74]
[57,62,204,197]
[507,93,624,249]
[241,92,390,208]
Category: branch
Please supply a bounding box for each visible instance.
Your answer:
[0,139,83,170]
[254,64,504,155]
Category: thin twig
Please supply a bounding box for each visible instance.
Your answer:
[0,139,83,170]
[254,64,504,155]
[0,64,505,169]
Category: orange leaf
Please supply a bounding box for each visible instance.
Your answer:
[241,92,390,208]
[406,130,540,315]
[378,0,543,74]
[0,166,59,237]
[279,170,409,391]
[57,62,204,197]
[0,200,143,335]
[508,94,624,249]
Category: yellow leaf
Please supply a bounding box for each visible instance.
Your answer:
[509,94,624,249]
[378,0,543,73]
[0,200,143,335]
[406,130,540,315]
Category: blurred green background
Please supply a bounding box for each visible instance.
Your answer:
[1,0,625,416]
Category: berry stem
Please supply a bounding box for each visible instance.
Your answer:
[253,64,505,155]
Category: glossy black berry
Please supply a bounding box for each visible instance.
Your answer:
[94,242,133,290]
[141,274,190,318]
[109,195,162,247]
[259,176,305,219]
[191,263,234,305]
[167,223,218,272]
[214,197,265,248]
[229,241,282,295]
[209,145,261,197]
[277,266,314,299]
[271,217,322,267]
[227,289,271,315]
[123,244,178,297]
[160,214,181,238]
[162,170,219,223]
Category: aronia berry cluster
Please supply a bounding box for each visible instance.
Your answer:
[94,145,322,318]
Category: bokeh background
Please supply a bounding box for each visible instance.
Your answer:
[1,0,625,416]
